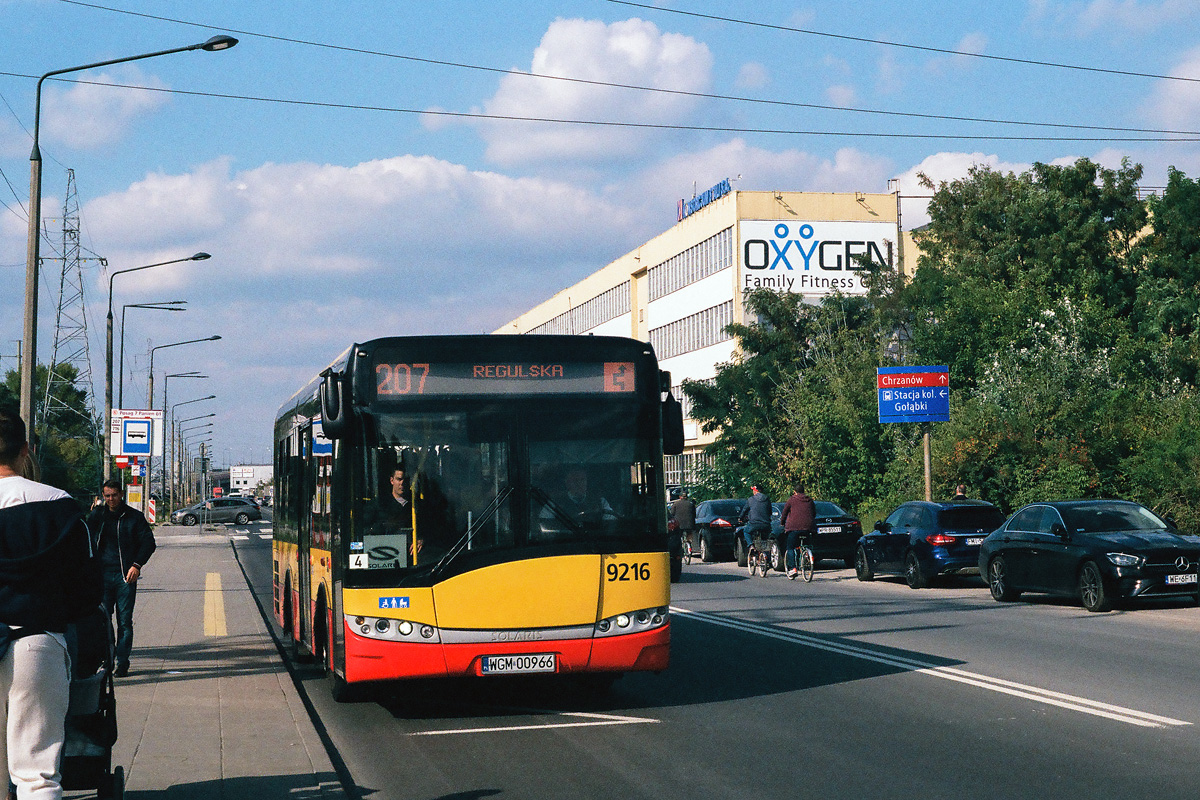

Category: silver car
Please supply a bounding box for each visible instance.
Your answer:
[171,497,262,526]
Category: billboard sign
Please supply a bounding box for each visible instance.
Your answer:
[877,366,950,424]
[740,220,896,298]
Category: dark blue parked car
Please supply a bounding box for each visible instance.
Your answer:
[855,500,1006,588]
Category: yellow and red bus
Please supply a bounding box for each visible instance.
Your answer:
[273,335,684,700]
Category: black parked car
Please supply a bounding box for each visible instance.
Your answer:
[692,499,744,562]
[857,500,1006,588]
[979,500,1200,612]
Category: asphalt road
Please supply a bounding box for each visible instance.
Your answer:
[233,538,1200,800]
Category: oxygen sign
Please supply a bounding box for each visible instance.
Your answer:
[740,220,896,297]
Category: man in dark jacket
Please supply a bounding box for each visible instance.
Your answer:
[670,489,697,548]
[780,482,817,578]
[0,409,102,798]
[87,479,156,677]
[739,484,772,556]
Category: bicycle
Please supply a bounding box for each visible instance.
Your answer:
[681,533,694,566]
[786,535,815,582]
[746,540,771,577]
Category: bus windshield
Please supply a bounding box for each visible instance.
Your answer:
[351,399,661,582]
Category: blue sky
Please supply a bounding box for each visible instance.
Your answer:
[2,0,1199,468]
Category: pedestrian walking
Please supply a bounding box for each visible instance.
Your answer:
[0,409,102,799]
[86,479,155,677]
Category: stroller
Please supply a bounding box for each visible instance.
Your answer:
[61,606,124,799]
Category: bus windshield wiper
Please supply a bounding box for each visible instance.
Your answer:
[529,485,587,535]
[432,486,513,577]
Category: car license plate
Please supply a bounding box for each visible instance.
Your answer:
[480,653,556,675]
[966,537,985,546]
[818,526,841,535]
[1166,573,1198,585]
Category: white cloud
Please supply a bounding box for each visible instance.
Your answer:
[1144,46,1200,129]
[478,18,713,165]
[1028,0,1193,35]
[826,85,857,107]
[955,33,988,56]
[41,67,170,150]
[736,62,770,90]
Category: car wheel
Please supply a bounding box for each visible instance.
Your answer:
[1079,561,1112,612]
[735,537,747,568]
[182,514,198,526]
[770,540,785,573]
[904,551,928,589]
[235,513,250,525]
[700,534,714,563]
[987,556,1021,601]
[854,547,874,582]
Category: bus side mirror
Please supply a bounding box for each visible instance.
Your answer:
[662,393,685,456]
[320,370,351,439]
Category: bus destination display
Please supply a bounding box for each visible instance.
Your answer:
[374,360,636,397]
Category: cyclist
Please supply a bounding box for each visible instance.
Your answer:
[739,484,772,558]
[780,481,816,578]
[671,489,696,553]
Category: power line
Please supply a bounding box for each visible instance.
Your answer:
[43,0,1200,138]
[0,70,1196,144]
[604,0,1200,84]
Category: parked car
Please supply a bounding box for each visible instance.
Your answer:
[692,499,745,562]
[738,501,862,570]
[979,500,1200,612]
[171,496,263,526]
[857,500,1006,588]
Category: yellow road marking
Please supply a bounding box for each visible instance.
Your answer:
[204,572,227,636]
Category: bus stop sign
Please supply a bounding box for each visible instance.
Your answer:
[877,366,950,423]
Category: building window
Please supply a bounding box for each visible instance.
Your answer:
[665,451,712,490]
[528,281,631,335]
[648,301,734,360]
[648,227,734,301]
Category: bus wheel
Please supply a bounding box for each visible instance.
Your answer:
[328,669,361,703]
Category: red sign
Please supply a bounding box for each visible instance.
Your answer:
[114,456,129,469]
[213,487,223,497]
[876,371,950,389]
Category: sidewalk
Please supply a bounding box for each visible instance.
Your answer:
[76,525,345,799]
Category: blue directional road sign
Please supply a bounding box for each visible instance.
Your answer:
[878,366,950,423]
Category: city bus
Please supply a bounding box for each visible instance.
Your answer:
[273,335,685,700]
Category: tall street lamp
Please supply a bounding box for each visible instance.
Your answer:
[22,34,238,452]
[171,396,214,511]
[104,253,210,481]
[161,373,207,510]
[120,301,187,408]
[145,335,220,509]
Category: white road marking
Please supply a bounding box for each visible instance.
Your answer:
[673,606,1191,729]
[409,711,659,737]
[257,533,273,540]
[230,535,250,541]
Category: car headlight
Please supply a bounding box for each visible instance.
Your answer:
[1107,552,1142,567]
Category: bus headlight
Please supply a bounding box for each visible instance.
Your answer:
[594,607,670,638]
[346,614,440,643]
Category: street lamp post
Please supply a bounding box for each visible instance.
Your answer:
[22,34,238,452]
[161,373,206,512]
[171,397,214,511]
[145,336,220,514]
[120,301,187,409]
[104,254,210,482]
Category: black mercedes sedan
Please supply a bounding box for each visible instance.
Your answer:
[979,500,1200,612]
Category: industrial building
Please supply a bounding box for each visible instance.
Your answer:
[497,185,918,487]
